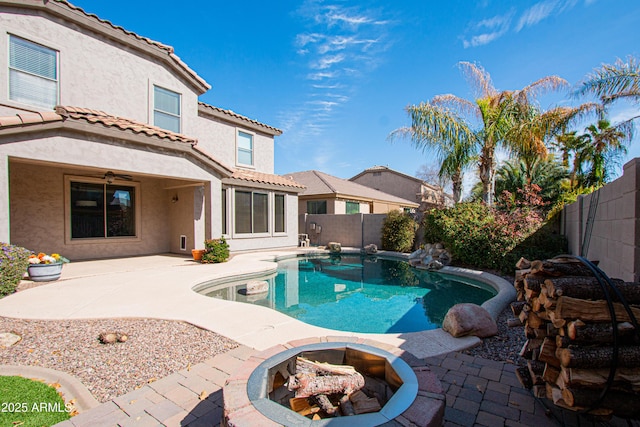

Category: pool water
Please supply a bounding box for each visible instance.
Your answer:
[200,255,496,334]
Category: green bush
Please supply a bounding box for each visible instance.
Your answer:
[1,243,31,297]
[201,237,230,263]
[423,202,566,273]
[381,211,417,253]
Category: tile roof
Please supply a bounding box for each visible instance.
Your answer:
[230,169,305,189]
[0,111,63,127]
[54,106,197,144]
[285,170,419,206]
[198,103,282,136]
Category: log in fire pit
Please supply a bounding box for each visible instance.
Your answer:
[223,338,445,426]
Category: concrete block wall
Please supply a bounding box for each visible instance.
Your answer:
[299,213,387,248]
[561,158,640,282]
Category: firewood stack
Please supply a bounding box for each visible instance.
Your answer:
[511,256,640,418]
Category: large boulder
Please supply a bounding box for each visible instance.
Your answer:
[442,303,497,338]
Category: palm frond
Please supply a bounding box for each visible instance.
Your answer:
[517,76,569,104]
[575,56,640,103]
[458,61,497,98]
[431,94,480,120]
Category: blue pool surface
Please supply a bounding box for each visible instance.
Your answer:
[200,255,497,334]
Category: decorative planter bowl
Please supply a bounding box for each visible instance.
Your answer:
[27,263,63,282]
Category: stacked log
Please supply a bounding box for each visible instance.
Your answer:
[512,257,640,418]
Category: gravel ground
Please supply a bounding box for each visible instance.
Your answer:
[460,304,527,366]
[0,317,238,402]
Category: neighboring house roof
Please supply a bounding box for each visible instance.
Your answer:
[0,107,304,191]
[198,103,282,136]
[5,0,209,94]
[284,170,419,207]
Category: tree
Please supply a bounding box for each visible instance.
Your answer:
[494,156,569,209]
[575,56,638,146]
[391,62,568,205]
[389,101,475,203]
[578,119,629,187]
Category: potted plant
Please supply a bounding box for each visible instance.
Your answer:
[27,252,70,282]
[191,248,205,261]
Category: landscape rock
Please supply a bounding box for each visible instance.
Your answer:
[424,259,444,270]
[409,249,425,260]
[246,280,269,295]
[362,244,377,255]
[442,303,498,338]
[0,332,21,348]
[327,242,342,253]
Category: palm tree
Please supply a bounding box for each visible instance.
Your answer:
[389,105,475,203]
[576,56,638,143]
[578,119,630,187]
[494,156,569,208]
[392,62,568,205]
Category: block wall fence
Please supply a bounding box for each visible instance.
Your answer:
[560,158,640,282]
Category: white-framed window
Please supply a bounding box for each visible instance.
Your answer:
[9,35,58,109]
[274,194,286,233]
[153,85,181,133]
[237,131,254,166]
[67,178,139,240]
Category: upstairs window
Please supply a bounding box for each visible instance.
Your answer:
[153,85,181,133]
[237,131,253,166]
[9,35,58,109]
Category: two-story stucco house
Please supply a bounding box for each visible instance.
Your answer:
[0,0,304,260]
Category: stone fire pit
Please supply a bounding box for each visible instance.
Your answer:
[223,337,445,426]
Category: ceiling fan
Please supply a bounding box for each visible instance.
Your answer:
[103,171,133,184]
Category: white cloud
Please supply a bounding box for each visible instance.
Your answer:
[311,53,345,70]
[275,0,394,164]
[516,0,559,31]
[462,12,513,48]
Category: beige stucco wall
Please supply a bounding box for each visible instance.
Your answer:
[191,115,275,174]
[562,158,640,282]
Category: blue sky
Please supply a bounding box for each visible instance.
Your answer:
[72,0,640,190]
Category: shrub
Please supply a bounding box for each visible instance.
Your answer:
[1,243,31,297]
[423,201,566,273]
[201,237,230,263]
[381,211,417,253]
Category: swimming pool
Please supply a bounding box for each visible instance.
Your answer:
[198,254,497,334]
